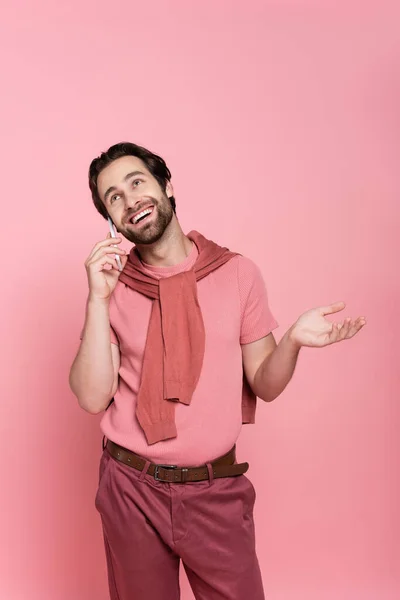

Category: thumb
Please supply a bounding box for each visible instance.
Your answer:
[121,254,129,268]
[321,301,346,316]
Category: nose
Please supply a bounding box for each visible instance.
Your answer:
[124,191,142,210]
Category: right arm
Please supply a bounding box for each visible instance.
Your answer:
[69,234,128,414]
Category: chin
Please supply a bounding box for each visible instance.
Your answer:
[121,223,164,246]
[136,228,166,246]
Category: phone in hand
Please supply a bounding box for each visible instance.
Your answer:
[107,216,123,271]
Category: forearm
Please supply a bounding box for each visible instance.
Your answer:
[69,297,115,414]
[253,328,301,402]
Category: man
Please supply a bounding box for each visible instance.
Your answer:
[69,142,366,600]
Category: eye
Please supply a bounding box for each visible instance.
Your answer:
[132,179,142,187]
[110,194,121,204]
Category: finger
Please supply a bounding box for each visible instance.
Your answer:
[99,245,126,256]
[87,250,124,271]
[111,252,130,272]
[87,237,122,261]
[107,255,127,273]
[346,317,366,338]
[111,255,128,273]
[321,301,346,316]
[87,242,122,263]
[120,254,129,269]
[346,319,359,338]
[334,321,346,341]
[88,245,126,265]
[338,318,352,340]
[94,254,119,272]
[328,322,341,343]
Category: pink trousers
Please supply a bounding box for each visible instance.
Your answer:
[95,448,265,600]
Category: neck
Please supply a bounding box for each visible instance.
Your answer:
[136,219,193,267]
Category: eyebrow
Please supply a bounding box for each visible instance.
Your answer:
[103,171,146,203]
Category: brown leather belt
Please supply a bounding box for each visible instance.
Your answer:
[105,440,249,483]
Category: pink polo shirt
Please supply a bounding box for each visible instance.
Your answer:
[102,242,278,466]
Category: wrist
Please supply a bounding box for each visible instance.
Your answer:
[284,326,302,353]
[87,294,111,308]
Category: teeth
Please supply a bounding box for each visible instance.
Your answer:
[132,208,152,224]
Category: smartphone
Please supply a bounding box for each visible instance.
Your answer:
[107,216,123,271]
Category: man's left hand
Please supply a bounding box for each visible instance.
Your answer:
[289,301,366,349]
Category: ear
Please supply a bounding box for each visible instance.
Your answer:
[166,181,174,198]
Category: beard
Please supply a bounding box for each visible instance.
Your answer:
[119,194,174,246]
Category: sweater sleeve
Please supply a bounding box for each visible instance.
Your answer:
[237,256,278,345]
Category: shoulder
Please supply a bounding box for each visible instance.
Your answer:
[209,254,266,293]
[234,255,265,284]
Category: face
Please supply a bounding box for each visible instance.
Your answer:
[97,155,174,245]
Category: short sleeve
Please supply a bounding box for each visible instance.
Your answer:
[237,256,278,344]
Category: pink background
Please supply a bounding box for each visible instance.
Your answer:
[1,1,399,599]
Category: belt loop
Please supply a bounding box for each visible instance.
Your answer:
[139,460,151,482]
[206,463,214,486]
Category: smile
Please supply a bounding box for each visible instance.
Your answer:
[130,207,154,225]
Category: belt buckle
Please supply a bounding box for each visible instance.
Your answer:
[154,464,177,482]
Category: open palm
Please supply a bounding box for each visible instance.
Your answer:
[291,302,366,348]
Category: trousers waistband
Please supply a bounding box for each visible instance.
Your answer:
[104,440,249,483]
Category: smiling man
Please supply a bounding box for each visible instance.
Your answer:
[69,142,366,600]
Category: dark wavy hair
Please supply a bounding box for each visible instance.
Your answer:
[88,142,176,219]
